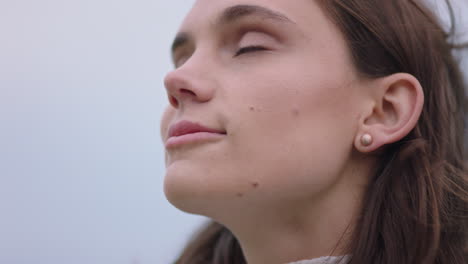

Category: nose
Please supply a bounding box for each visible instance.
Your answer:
[164,63,215,109]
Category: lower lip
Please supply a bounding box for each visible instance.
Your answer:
[165,132,225,148]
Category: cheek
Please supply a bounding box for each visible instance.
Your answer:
[222,71,359,200]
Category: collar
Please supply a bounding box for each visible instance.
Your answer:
[287,255,350,264]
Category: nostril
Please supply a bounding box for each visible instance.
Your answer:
[180,88,196,96]
[168,95,179,108]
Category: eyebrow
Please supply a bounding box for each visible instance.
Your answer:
[171,4,294,55]
[217,4,294,26]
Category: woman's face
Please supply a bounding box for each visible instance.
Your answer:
[161,0,367,218]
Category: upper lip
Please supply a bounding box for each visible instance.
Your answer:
[168,120,226,138]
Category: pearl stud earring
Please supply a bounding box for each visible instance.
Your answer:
[361,134,373,146]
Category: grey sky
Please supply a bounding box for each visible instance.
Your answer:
[1,1,201,263]
[0,1,466,263]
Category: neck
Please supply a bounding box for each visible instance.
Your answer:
[218,159,371,264]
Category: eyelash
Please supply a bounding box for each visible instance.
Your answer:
[234,45,268,57]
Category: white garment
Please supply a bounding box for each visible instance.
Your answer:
[287,255,350,264]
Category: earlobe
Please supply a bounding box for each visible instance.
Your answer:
[355,73,424,153]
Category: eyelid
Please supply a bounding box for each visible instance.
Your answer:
[235,45,268,56]
[172,27,281,67]
[237,31,276,49]
[227,16,287,41]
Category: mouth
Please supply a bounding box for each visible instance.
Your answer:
[165,120,226,148]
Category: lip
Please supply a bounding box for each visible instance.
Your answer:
[165,120,226,148]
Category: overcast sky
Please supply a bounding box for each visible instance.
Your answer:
[1,1,201,263]
[0,1,466,264]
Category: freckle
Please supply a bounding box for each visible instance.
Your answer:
[237,192,244,197]
[249,106,255,111]
[252,182,259,188]
[292,107,300,117]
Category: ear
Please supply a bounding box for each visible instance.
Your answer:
[355,73,424,153]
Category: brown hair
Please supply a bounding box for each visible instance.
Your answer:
[172,0,468,263]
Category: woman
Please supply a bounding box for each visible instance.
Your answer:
[160,0,467,263]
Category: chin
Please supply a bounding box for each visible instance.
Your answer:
[163,165,199,213]
[164,161,253,220]
[163,162,222,215]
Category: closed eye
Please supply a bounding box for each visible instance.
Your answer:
[235,45,268,57]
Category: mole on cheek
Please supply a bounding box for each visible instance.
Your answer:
[252,182,259,188]
[249,106,263,112]
[292,107,300,117]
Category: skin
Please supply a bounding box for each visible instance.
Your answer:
[160,0,424,263]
